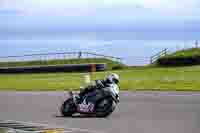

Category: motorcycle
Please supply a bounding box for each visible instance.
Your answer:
[60,84,120,118]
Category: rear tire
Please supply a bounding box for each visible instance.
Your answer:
[95,97,116,118]
[60,98,76,117]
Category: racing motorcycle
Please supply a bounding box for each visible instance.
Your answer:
[60,84,120,118]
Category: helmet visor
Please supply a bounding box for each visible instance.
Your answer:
[113,78,119,84]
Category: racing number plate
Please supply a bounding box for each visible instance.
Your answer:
[78,101,95,113]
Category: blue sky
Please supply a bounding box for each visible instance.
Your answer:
[1,0,200,37]
[1,0,200,65]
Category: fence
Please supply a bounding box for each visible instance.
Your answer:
[0,40,199,66]
[150,40,200,64]
[150,48,168,64]
[0,51,123,64]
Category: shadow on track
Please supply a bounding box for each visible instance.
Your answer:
[53,114,111,119]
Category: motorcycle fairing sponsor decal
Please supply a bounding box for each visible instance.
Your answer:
[77,99,95,113]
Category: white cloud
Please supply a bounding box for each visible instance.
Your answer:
[0,0,95,16]
[94,0,200,17]
[0,0,199,16]
[138,0,199,15]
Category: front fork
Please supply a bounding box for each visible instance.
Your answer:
[116,94,120,103]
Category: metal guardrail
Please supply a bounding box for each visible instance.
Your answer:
[149,41,200,64]
[0,52,123,64]
[150,48,168,64]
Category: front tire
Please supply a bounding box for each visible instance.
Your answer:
[95,97,116,118]
[60,98,76,117]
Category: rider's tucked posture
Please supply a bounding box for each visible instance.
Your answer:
[74,73,120,104]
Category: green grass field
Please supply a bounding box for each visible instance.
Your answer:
[0,128,7,133]
[162,48,200,58]
[1,65,200,91]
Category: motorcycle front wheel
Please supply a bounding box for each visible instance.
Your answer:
[60,98,77,117]
[95,97,116,118]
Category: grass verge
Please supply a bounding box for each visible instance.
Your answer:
[157,48,200,66]
[164,48,200,58]
[1,65,200,91]
[0,128,7,133]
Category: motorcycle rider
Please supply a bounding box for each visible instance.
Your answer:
[73,73,120,104]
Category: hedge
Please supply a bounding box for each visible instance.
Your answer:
[157,56,200,66]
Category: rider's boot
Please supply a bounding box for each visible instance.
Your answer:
[73,86,94,105]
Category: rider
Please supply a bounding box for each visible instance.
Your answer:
[73,73,120,104]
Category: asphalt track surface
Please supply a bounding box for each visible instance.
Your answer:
[0,91,200,133]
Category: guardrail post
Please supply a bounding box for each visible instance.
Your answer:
[195,40,198,48]
[78,51,82,59]
[164,48,167,56]
[150,57,153,64]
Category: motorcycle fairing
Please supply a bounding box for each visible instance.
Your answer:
[76,84,119,113]
[77,99,95,113]
[77,89,101,113]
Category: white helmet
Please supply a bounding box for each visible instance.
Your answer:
[106,73,120,84]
